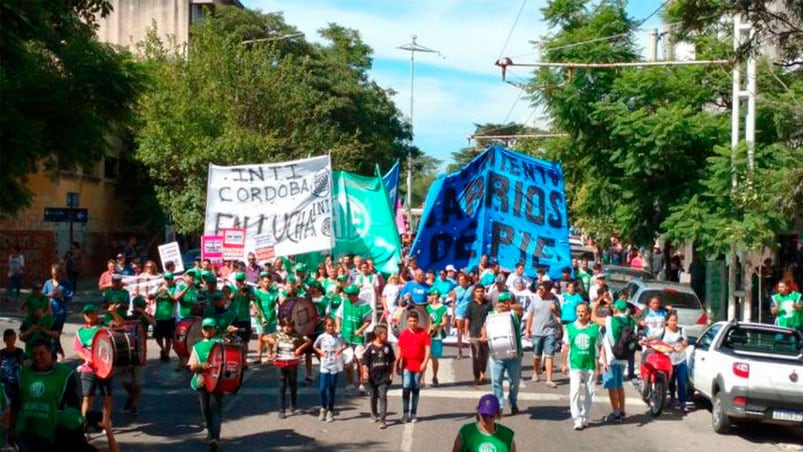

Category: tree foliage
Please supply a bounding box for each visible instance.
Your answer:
[0,0,143,216]
[135,7,415,234]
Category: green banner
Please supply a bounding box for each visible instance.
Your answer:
[332,171,401,274]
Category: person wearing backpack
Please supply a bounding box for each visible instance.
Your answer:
[592,299,635,423]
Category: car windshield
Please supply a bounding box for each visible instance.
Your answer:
[721,327,803,356]
[637,289,701,310]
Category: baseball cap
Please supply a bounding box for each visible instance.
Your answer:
[164,272,174,280]
[445,264,456,272]
[202,272,217,283]
[343,284,360,295]
[286,274,298,283]
[427,287,440,296]
[82,304,98,313]
[477,394,501,417]
[111,274,123,281]
[336,275,348,282]
[259,271,270,278]
[498,292,512,302]
[596,273,606,279]
[132,296,147,308]
[308,280,323,290]
[234,271,246,281]
[613,300,628,312]
[201,318,217,328]
[294,263,307,272]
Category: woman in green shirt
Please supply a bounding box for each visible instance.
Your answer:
[452,393,517,452]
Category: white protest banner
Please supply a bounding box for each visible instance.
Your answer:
[122,274,165,299]
[222,228,246,261]
[254,234,275,261]
[157,241,184,273]
[204,155,333,258]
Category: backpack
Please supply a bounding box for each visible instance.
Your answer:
[611,316,637,360]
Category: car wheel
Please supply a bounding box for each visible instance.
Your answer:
[712,392,731,434]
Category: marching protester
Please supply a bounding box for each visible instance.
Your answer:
[525,281,561,388]
[174,271,200,370]
[111,296,154,416]
[153,273,178,362]
[396,310,430,423]
[483,292,522,415]
[399,269,429,306]
[452,273,474,360]
[451,393,517,452]
[230,272,256,362]
[361,324,395,428]
[313,318,347,423]
[423,287,448,387]
[466,285,492,386]
[560,303,600,430]
[253,272,279,364]
[43,264,73,362]
[268,318,312,419]
[593,299,634,422]
[335,284,371,394]
[188,318,224,452]
[18,301,57,359]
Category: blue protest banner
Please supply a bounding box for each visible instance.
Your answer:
[408,146,571,280]
[382,160,400,210]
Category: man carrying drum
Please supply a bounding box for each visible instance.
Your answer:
[101,275,130,326]
[336,284,372,394]
[110,296,154,416]
[173,271,200,371]
[73,304,117,446]
[482,292,523,415]
[203,293,238,336]
[188,318,224,452]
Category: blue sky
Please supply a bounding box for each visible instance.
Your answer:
[242,0,666,168]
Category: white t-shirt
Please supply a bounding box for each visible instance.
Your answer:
[382,283,401,313]
[313,332,347,374]
[661,327,686,365]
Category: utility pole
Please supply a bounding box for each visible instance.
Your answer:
[397,35,443,233]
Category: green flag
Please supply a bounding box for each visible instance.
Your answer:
[332,171,401,274]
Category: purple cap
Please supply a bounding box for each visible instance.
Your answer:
[477,394,500,417]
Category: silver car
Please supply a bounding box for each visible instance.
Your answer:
[624,280,708,339]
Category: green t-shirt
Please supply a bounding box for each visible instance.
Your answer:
[255,287,279,326]
[230,286,254,321]
[339,301,371,345]
[202,305,237,333]
[190,337,221,391]
[426,304,448,340]
[154,287,177,321]
[15,363,75,440]
[176,283,198,318]
[21,314,55,357]
[328,294,344,318]
[102,288,130,325]
[23,294,49,315]
[457,421,515,452]
[566,322,600,371]
[773,291,802,328]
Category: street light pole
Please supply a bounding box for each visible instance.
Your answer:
[397,35,442,233]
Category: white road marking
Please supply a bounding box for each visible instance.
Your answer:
[400,421,414,452]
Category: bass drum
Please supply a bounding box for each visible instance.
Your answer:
[486,311,518,360]
[91,327,139,379]
[278,297,319,336]
[205,342,243,394]
[117,320,147,366]
[389,306,431,339]
[174,317,203,360]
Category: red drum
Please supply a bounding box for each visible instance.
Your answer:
[91,327,141,379]
[174,318,202,359]
[205,342,243,394]
[278,297,319,336]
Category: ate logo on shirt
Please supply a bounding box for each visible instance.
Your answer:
[574,334,591,350]
[479,443,498,452]
[29,381,45,398]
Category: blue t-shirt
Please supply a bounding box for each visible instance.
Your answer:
[642,308,669,340]
[399,280,430,305]
[560,293,585,324]
[432,278,457,303]
[43,279,73,318]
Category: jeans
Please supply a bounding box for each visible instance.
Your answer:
[198,389,223,441]
[319,372,338,410]
[51,313,67,357]
[401,370,421,416]
[469,340,489,380]
[489,357,521,410]
[669,361,689,406]
[569,369,595,423]
[279,366,298,410]
[5,273,21,300]
[369,381,390,421]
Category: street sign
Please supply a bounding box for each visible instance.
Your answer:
[43,208,89,223]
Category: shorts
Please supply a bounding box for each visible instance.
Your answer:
[81,372,113,397]
[431,339,443,359]
[255,320,277,335]
[119,365,145,386]
[154,319,176,340]
[455,303,469,320]
[233,320,252,343]
[532,335,557,356]
[603,362,624,389]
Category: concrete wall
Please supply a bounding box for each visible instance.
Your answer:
[96,0,192,51]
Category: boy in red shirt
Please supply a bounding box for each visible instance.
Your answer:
[396,310,431,423]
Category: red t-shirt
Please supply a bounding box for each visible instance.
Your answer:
[398,327,431,372]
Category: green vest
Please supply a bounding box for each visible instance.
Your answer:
[567,322,600,371]
[341,301,370,345]
[190,338,221,391]
[15,363,75,440]
[77,325,101,349]
[426,304,448,339]
[458,422,514,452]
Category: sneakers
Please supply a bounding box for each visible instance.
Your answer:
[545,380,558,389]
[410,415,418,423]
[402,414,410,423]
[358,384,367,395]
[510,404,520,415]
[605,412,623,423]
[369,414,378,423]
[326,410,334,423]
[289,406,296,415]
[573,420,584,431]
[582,417,589,428]
[209,439,219,452]
[432,377,439,387]
[278,410,286,420]
[319,408,327,421]
[531,373,539,382]
[379,421,387,429]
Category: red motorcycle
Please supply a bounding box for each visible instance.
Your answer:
[639,340,675,417]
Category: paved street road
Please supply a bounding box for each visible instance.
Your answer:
[2,304,801,452]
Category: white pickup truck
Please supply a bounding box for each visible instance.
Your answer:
[688,321,803,434]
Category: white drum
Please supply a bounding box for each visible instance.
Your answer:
[486,311,519,360]
[341,347,354,365]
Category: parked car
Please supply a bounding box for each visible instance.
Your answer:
[182,248,201,270]
[688,321,803,433]
[603,264,653,298]
[623,280,708,339]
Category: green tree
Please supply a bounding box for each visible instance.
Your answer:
[135,7,413,234]
[409,154,442,207]
[0,0,143,216]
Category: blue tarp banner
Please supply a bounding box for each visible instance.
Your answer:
[409,146,571,280]
[382,160,400,210]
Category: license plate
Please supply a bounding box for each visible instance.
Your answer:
[772,409,803,422]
